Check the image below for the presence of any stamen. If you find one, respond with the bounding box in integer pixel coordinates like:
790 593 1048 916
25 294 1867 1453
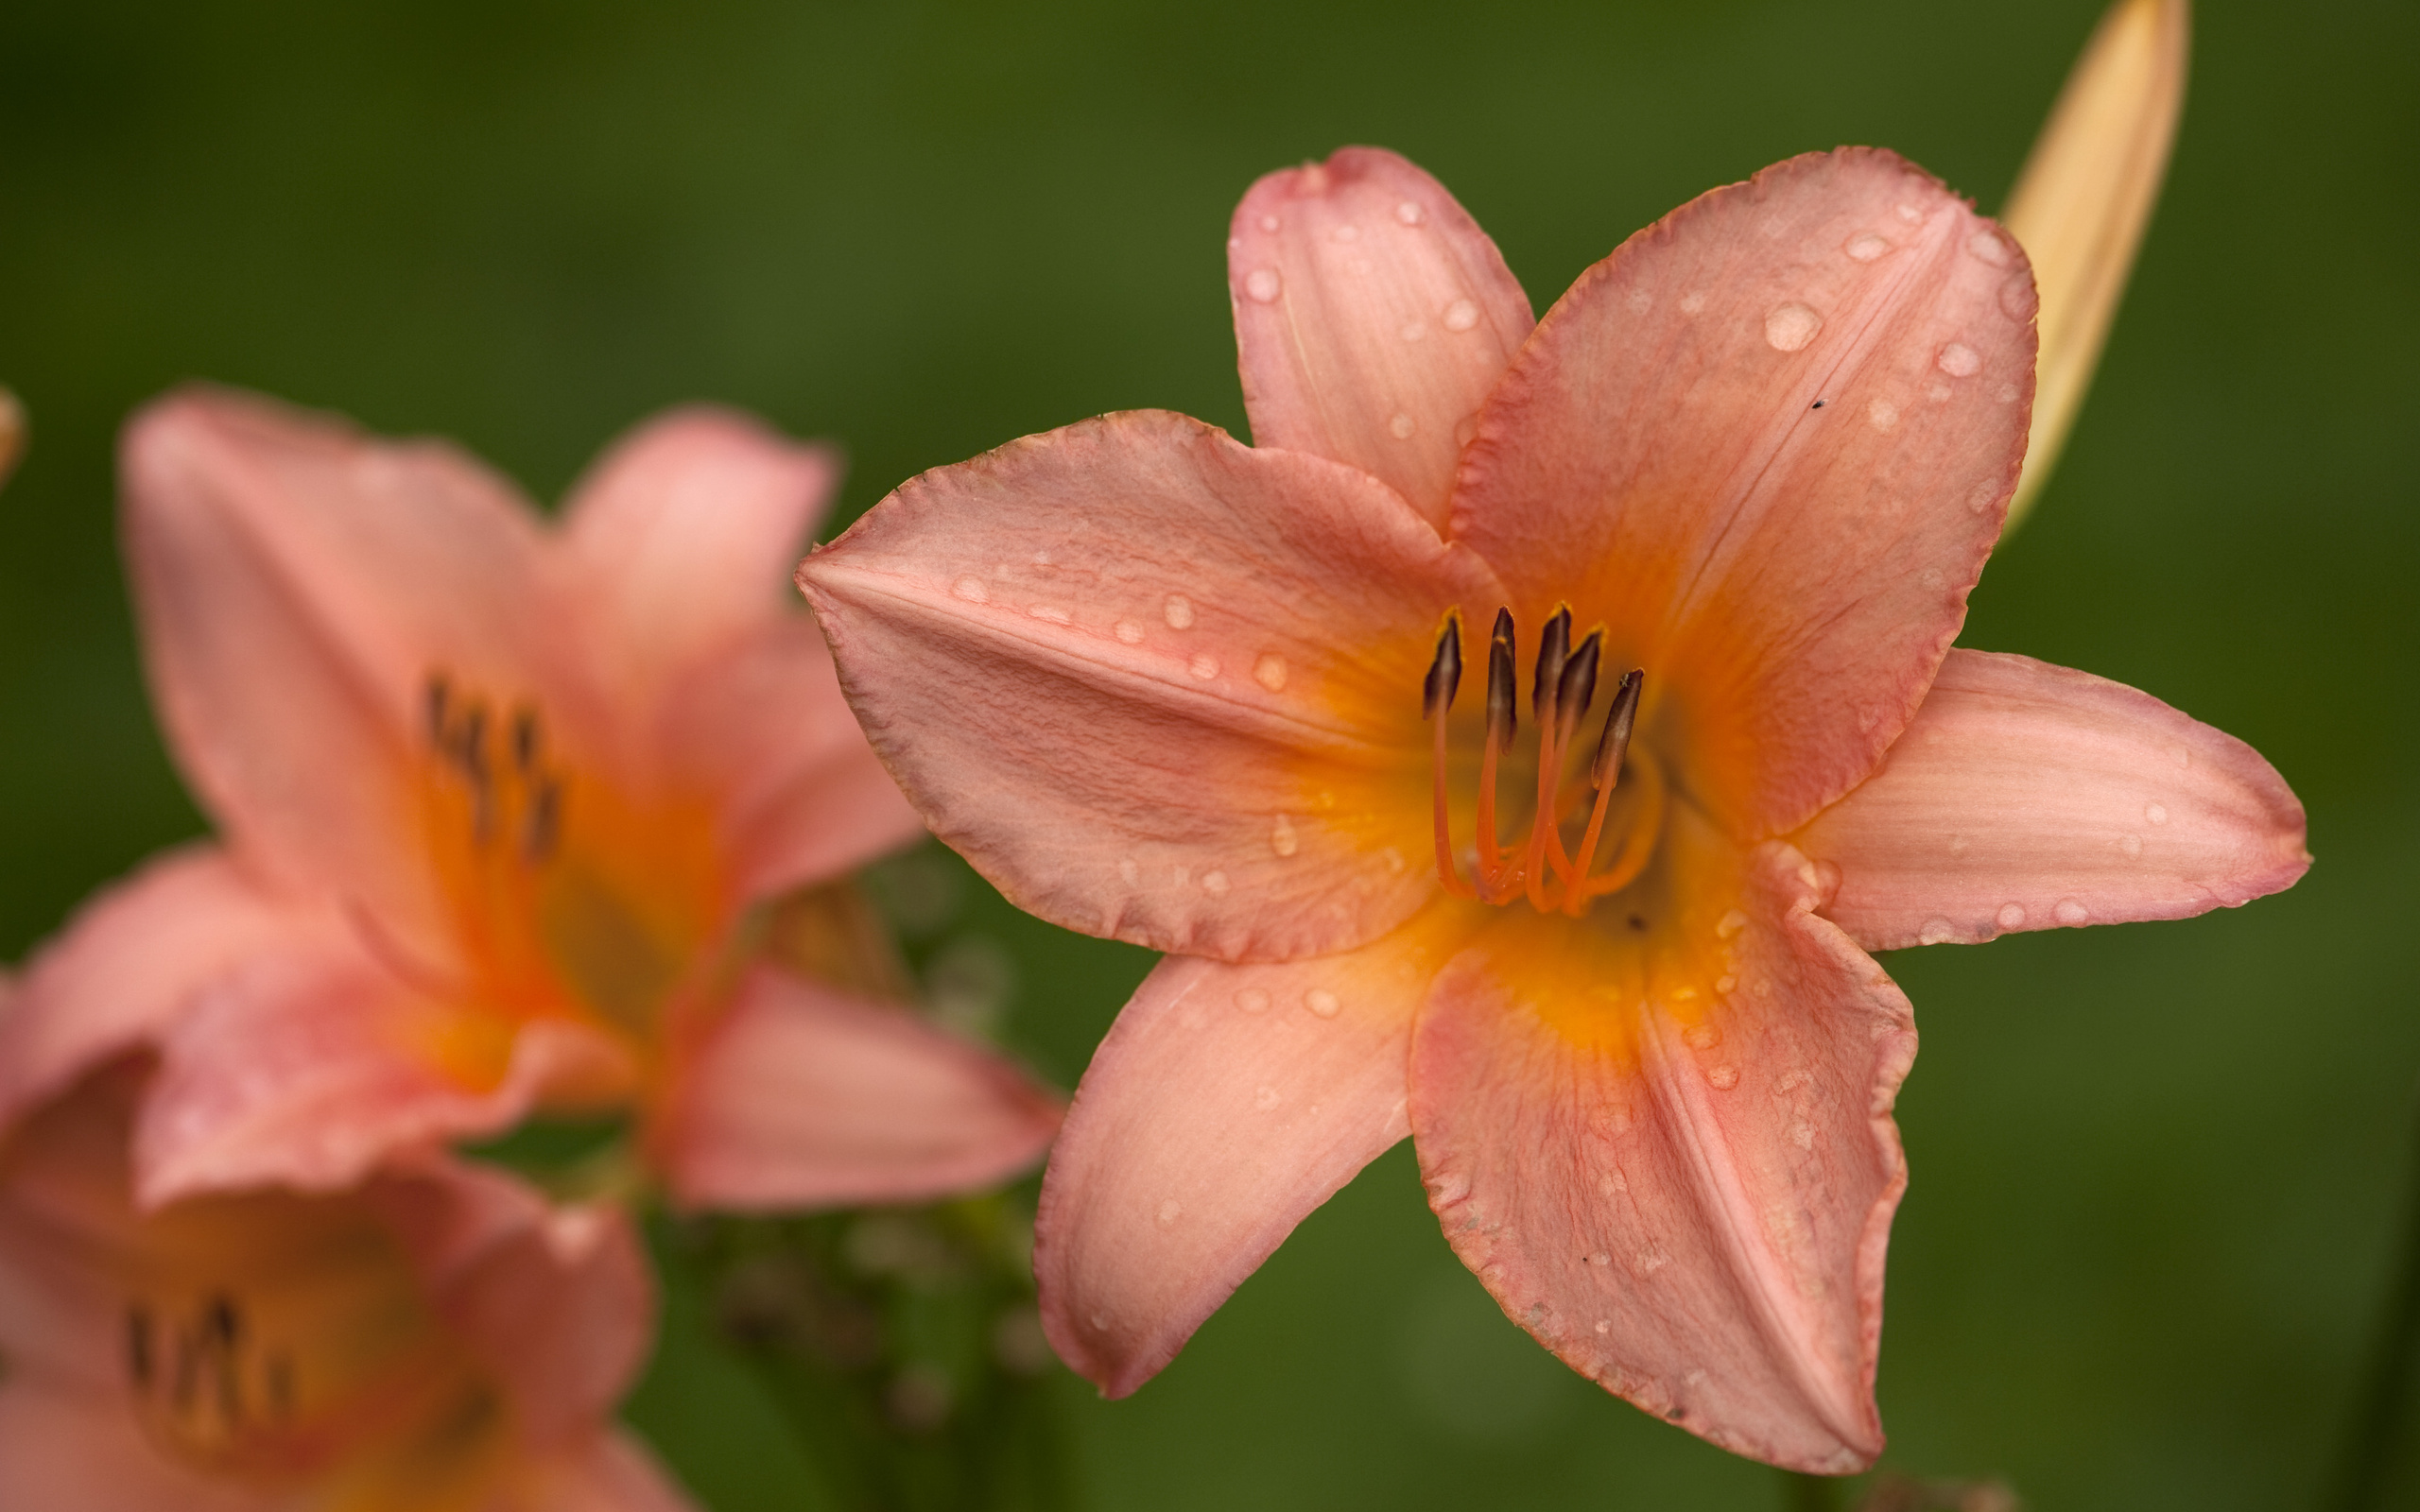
1476 610 1518 897
1555 631 1602 745
424 674 452 748
524 776 563 863
126 1303 155 1389
1534 629 1603 894
510 706 541 773
1521 606 1575 912
1426 617 1475 899
1566 669 1644 915
1530 606 1571 721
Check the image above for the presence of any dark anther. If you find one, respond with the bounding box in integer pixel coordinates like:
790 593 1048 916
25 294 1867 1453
457 703 491 779
1591 669 1644 789
204 1293 242 1346
524 777 563 863
510 707 541 773
1628 914 1648 931
1555 630 1602 733
1531 606 1571 720
424 674 452 747
125 1304 155 1389
1486 608 1518 742
1423 616 1462 720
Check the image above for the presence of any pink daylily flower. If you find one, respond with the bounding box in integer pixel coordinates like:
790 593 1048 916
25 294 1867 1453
795 147 2308 1469
1 388 1059 1211
0 1055 686 1511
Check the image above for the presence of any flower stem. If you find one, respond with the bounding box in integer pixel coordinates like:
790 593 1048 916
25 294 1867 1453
1782 1471 1841 1512
2325 1092 2420 1511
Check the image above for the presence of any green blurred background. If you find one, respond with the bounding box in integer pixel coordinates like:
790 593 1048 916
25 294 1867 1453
2 0 2414 1505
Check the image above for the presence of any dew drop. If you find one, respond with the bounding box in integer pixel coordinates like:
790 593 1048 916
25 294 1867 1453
1443 298 1479 332
1763 302 1822 352
1163 594 1195 629
1387 411 1415 439
1118 857 1139 885
1253 653 1288 691
1156 1199 1183 1227
1714 974 1737 995
2146 802 2169 825
1867 398 1900 432
1895 203 1924 224
2000 275 2040 322
1844 232 1890 262
1188 653 1219 679
1089 1311 1111 1332
2119 833 2143 857
1595 1319 1613 1334
1236 987 1271 1013
1383 847 1408 875
952 576 989 603
1305 988 1341 1019
1966 480 2003 513
1395 199 1425 226
1997 383 2021 404
1625 287 1653 314
1270 815 1299 857
1996 902 2026 930
1927 381 1953 403
1257 214 1280 232
1028 604 1071 625
2053 898 2090 926
1399 320 1427 342
1966 228 2012 266
1918 917 1959 945
1679 291 1706 315
1586 1251 1612 1266
1682 1023 1721 1051
1937 342 1981 378
1202 869 1230 896
1333 223 1359 243
1716 909 1748 939
1637 1248 1670 1274
1244 268 1282 303
1254 1084 1282 1110
1708 1064 1740 1091
1789 1122 1816 1150
1114 620 1145 644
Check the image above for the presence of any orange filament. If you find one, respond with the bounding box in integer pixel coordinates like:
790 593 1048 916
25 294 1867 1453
1424 609 1646 917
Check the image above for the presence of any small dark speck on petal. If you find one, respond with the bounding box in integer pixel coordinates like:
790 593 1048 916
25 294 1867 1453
1628 915 1647 931
1810 400 1826 409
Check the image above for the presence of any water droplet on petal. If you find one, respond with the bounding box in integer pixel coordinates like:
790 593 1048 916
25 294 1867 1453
1927 382 1953 403
1966 228 2012 266
1867 398 1900 432
2000 274 2040 321
1996 902 2026 930
1114 620 1145 644
1625 287 1653 314
1253 654 1288 691
1895 203 1924 224
1236 988 1270 1013
1844 232 1889 262
1202 869 1230 896
1305 988 1340 1019
1244 268 1282 303
1679 291 1706 315
1395 200 1425 226
1387 411 1415 439
1763 302 1822 352
1399 320 1427 342
1163 594 1195 629
2146 802 2169 825
1716 909 1749 939
1333 223 1359 242
1254 1085 1282 1110
1587 1251 1612 1266
2119 833 2143 857
1714 975 1737 995
1270 815 1299 857
1595 1318 1612 1334
1118 857 1139 885
2053 899 2090 926
952 576 989 603
1967 480 2003 512
1683 1023 1720 1050
1443 299 1479 332
1789 1122 1817 1150
1937 342 1981 377
1028 604 1071 625
1154 1200 1184 1228
1257 214 1280 232
1188 653 1219 679
1918 917 1959 945
1707 1064 1740 1091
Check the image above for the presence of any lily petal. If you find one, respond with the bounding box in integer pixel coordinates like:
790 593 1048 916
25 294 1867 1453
661 967 1060 1211
0 846 342 1130
1035 909 1469 1396
2002 0 2189 529
562 405 841 696
799 409 1501 961
122 387 548 951
1798 648 2307 951
0 1382 259 1512
513 1433 698 1512
1451 148 2036 836
654 616 925 902
1409 833 1912 1472
135 946 631 1208
1230 146 1534 525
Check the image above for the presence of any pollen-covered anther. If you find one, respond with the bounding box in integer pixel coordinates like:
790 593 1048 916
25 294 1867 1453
1426 609 1648 915
423 671 568 866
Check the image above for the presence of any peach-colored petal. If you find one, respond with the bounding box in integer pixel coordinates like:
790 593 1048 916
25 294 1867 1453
654 616 924 902
799 409 1501 961
1409 838 1912 1473
121 387 548 951
661 967 1061 1211
1798 648 2308 951
0 1381 265 1512
135 946 631 1208
1035 907 1472 1396
562 405 841 698
1451 148 2036 837
508 1432 698 1512
1230 146 1533 525
0 1060 148 1393
0 846 345 1130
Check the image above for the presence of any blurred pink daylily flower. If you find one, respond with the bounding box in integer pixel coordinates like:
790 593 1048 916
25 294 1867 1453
0 1055 684 1512
2 389 1058 1211
797 147 2308 1469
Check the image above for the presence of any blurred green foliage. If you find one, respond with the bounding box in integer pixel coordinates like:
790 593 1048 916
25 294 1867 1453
0 0 2414 1506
